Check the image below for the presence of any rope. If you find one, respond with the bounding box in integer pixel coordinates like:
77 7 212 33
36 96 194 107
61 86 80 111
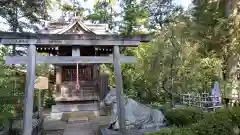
76 63 79 90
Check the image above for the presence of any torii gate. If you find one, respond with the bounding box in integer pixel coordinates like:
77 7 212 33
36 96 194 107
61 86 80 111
0 32 151 135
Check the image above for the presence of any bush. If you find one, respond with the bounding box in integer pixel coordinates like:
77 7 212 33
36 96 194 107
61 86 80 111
150 102 172 114
146 127 193 135
147 107 240 135
230 107 240 126
164 107 204 127
191 109 234 135
43 89 55 108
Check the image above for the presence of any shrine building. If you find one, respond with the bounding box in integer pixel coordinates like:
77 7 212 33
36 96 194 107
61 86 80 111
38 19 115 101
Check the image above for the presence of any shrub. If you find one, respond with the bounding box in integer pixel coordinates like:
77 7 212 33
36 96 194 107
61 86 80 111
150 102 172 114
191 109 234 135
164 107 204 127
146 127 193 135
230 107 240 126
146 107 240 135
43 89 55 108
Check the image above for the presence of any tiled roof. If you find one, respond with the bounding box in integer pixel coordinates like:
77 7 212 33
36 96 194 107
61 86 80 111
40 20 112 35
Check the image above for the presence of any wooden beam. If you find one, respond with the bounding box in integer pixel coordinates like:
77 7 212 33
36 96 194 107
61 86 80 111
0 32 152 46
4 56 137 65
113 46 127 135
0 39 141 46
0 32 151 41
23 45 36 135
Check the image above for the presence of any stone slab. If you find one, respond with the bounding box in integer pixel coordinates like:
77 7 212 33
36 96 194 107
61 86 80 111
51 113 63 120
51 111 100 120
52 103 99 113
43 120 66 130
63 122 95 135
44 130 64 135
68 117 89 124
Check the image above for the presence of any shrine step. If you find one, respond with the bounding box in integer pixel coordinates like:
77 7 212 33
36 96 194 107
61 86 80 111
51 103 100 120
67 117 89 124
51 111 100 120
52 103 99 113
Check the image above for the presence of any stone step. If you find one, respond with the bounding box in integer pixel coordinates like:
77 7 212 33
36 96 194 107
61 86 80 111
55 95 100 102
43 119 65 130
63 122 96 135
51 110 100 120
62 116 110 135
67 117 89 124
52 103 99 113
63 130 95 135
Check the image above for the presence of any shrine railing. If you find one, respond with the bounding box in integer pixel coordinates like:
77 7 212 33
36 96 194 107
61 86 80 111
62 66 93 81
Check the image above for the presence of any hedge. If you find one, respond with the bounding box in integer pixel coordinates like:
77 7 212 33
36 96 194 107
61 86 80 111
146 107 240 135
164 107 204 127
147 127 193 135
190 109 234 135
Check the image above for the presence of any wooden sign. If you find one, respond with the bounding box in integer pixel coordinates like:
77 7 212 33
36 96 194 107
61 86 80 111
35 76 49 90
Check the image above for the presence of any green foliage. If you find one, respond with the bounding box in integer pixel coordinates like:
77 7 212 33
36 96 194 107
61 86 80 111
0 0 50 32
120 0 149 35
147 127 193 135
231 107 240 126
60 0 85 20
150 102 172 114
43 89 55 109
191 110 234 135
164 107 204 127
87 0 116 29
0 47 25 124
146 107 240 135
141 0 183 29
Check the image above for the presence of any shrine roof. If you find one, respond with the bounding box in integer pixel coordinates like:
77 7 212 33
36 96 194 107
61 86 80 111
0 19 151 46
41 19 111 35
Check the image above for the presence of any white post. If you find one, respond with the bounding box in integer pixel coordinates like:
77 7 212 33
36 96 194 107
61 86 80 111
23 44 36 135
113 45 127 135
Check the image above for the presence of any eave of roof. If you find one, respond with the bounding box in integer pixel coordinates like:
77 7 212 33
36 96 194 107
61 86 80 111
42 20 112 35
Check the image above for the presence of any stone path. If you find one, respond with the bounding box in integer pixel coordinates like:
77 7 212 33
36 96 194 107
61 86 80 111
43 113 110 135
42 108 110 135
44 130 64 135
63 116 110 135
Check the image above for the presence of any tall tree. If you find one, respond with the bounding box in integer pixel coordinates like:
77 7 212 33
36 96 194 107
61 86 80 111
60 0 86 21
119 0 149 35
190 0 240 91
0 0 50 32
141 0 182 29
86 0 117 30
